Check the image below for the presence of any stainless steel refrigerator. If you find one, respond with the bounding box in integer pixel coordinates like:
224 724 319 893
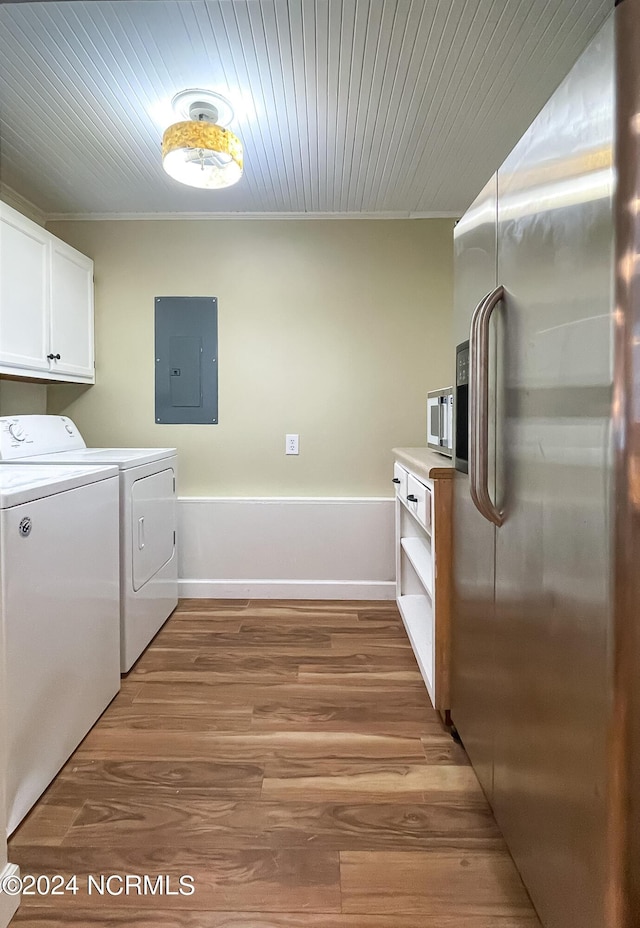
452 5 640 927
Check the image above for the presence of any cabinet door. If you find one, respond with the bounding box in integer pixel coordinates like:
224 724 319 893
0 204 49 372
49 238 94 380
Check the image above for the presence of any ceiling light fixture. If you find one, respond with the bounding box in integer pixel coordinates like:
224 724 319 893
161 89 243 190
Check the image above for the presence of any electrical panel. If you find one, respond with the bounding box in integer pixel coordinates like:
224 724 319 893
154 296 218 424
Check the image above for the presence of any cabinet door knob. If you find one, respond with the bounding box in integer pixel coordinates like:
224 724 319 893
392 478 401 484
407 494 418 503
47 353 61 360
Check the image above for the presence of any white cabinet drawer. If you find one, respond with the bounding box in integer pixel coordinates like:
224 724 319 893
406 473 432 530
393 462 408 499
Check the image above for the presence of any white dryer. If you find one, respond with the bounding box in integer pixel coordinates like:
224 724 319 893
0 416 178 672
0 462 120 833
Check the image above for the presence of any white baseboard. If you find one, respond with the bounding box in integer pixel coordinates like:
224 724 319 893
178 579 395 600
0 863 20 926
178 497 395 600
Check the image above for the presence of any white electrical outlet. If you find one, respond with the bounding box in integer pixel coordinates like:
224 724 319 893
285 434 299 455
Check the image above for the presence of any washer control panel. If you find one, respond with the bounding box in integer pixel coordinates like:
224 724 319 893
0 415 86 460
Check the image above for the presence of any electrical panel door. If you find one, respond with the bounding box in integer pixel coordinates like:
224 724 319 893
155 296 218 424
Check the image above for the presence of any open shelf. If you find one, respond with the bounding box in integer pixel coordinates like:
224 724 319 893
394 455 453 714
397 593 434 701
400 535 433 597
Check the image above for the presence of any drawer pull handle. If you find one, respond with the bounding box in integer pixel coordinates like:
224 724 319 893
407 494 418 503
392 478 401 484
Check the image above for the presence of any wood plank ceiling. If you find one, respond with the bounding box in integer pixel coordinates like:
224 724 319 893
0 0 611 218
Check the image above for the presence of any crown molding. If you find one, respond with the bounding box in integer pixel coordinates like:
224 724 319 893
0 190 461 226
0 185 47 227
409 211 461 219
46 209 461 222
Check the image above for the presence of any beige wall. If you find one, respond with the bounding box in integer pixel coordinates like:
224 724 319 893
47 219 454 497
0 381 47 416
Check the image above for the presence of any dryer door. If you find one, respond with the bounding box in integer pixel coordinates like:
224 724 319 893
131 467 175 591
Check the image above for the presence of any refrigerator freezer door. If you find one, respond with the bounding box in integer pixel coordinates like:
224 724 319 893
451 174 498 802
493 17 614 928
614 1 640 921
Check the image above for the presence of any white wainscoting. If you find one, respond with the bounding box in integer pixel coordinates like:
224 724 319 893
178 497 395 599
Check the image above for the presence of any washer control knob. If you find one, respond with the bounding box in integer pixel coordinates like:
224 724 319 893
8 423 26 442
64 423 74 435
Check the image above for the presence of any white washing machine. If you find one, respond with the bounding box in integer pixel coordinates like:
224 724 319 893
0 462 120 834
0 416 178 672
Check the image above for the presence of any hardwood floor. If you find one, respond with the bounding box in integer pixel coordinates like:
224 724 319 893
8 600 540 926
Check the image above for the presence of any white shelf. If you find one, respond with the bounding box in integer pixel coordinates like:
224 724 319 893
394 457 452 713
400 535 433 597
397 594 434 703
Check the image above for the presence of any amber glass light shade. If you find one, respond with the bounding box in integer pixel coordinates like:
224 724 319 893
161 120 243 189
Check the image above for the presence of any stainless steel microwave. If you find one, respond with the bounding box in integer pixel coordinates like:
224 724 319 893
427 387 453 456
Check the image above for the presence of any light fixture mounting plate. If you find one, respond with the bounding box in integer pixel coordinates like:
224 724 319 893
171 89 234 128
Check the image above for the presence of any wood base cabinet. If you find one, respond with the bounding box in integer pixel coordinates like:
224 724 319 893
393 447 453 712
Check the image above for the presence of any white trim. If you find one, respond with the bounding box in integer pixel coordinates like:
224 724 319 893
46 210 461 222
179 579 395 600
0 186 46 227
409 211 461 220
179 495 394 503
0 863 20 926
177 497 395 599
1 185 460 227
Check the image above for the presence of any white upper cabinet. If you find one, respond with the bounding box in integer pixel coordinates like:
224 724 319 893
0 202 95 383
49 237 94 379
0 206 49 373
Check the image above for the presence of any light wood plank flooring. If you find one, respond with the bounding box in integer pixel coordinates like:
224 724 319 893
8 600 540 926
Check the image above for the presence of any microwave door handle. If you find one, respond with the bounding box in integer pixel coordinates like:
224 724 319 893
443 395 452 446
441 396 449 446
470 285 505 527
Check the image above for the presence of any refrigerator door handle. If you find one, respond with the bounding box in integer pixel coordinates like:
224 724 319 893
469 288 490 510
470 284 505 527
